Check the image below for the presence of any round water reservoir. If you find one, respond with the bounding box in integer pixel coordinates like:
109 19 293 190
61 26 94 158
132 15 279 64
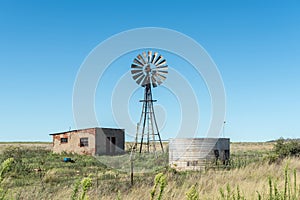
169 138 230 170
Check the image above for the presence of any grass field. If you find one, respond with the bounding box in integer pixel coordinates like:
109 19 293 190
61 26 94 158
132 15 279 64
0 141 299 200
0 142 52 154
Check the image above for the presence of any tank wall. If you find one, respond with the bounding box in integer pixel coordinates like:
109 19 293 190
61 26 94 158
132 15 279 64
169 138 230 170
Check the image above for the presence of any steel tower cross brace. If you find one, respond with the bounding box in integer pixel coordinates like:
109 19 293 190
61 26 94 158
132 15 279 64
136 83 164 153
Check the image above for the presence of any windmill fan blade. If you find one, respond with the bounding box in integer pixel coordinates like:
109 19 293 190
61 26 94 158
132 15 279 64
156 59 166 67
134 58 143 66
157 67 168 72
131 69 143 75
132 72 144 80
153 74 162 85
154 55 163 65
157 65 168 70
151 75 157 84
148 51 152 63
157 62 167 68
156 78 163 85
157 73 167 81
151 76 158 87
141 75 150 86
151 52 158 64
137 54 146 64
157 70 168 74
131 64 143 69
136 74 145 85
151 55 155 64
142 52 148 63
157 65 168 72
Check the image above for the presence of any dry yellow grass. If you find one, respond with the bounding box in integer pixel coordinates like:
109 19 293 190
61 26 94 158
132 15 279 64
2 142 299 199
98 158 300 200
0 142 52 153
231 142 274 153
99 142 299 200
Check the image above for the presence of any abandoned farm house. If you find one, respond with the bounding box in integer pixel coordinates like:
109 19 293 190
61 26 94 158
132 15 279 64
50 127 125 155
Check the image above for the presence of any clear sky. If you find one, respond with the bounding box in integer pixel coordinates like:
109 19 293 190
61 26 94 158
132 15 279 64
0 0 299 142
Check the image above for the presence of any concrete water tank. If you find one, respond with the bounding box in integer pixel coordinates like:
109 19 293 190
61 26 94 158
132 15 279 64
169 138 230 170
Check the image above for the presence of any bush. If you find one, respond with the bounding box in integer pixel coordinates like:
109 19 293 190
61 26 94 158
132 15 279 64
186 184 199 200
0 158 14 182
150 173 167 200
274 138 300 158
71 176 92 200
0 158 14 199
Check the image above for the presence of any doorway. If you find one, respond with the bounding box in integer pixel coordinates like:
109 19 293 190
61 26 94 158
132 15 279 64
106 136 116 154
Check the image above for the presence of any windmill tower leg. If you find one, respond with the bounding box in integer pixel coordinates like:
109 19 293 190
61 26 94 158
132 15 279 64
135 84 164 153
151 101 164 153
139 85 149 153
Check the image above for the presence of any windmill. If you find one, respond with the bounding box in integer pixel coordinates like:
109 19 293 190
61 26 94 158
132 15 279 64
131 51 168 153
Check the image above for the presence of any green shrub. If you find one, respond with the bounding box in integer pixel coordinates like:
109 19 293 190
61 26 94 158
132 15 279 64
80 177 92 200
186 184 199 200
71 179 80 200
0 158 14 199
0 158 14 182
274 138 300 158
71 176 92 200
150 173 167 200
43 169 61 183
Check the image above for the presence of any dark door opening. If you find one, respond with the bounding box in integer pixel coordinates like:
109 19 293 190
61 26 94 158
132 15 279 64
106 136 117 154
111 137 116 153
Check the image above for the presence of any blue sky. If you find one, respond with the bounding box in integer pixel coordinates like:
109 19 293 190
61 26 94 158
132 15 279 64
0 0 299 142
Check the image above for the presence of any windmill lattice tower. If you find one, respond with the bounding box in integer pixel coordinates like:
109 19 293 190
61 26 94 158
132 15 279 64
131 51 168 153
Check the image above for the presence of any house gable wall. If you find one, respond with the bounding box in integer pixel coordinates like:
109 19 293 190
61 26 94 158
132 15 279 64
52 128 96 155
51 127 125 156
